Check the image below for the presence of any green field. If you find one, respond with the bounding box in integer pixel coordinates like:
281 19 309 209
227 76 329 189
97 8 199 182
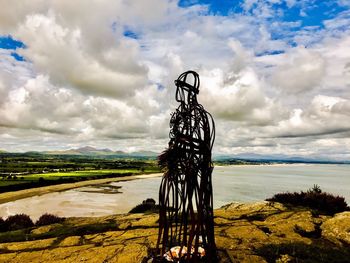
0 153 161 193
0 168 160 192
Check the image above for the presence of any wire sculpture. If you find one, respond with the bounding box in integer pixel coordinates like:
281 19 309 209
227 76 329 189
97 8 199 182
157 71 217 262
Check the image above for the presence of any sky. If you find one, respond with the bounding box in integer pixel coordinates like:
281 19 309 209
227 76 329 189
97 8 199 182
0 0 350 160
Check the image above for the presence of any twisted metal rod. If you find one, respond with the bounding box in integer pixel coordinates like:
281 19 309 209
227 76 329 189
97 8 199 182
157 71 217 262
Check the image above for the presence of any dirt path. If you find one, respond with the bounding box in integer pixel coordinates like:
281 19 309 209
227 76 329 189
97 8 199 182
0 173 162 204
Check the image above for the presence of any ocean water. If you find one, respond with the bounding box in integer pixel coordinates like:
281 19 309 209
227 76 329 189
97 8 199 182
0 164 349 220
212 164 350 208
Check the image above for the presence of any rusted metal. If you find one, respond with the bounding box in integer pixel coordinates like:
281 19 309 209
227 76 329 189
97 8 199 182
157 71 217 262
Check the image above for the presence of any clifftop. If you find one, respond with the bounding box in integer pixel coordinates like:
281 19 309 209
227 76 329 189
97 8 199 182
0 202 349 262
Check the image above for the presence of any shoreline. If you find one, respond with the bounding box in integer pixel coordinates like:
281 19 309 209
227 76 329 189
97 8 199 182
214 162 344 168
0 173 162 205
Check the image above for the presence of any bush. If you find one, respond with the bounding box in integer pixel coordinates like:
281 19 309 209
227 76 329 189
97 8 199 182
129 199 159 213
0 217 5 231
38 177 45 183
4 214 34 231
266 185 349 215
36 213 65 226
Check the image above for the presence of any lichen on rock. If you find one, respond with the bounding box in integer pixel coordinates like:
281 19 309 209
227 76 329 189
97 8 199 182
0 202 349 262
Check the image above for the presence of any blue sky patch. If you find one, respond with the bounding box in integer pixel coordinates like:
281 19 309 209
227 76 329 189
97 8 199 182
10 52 25 61
179 0 242 15
123 29 139 39
178 0 348 29
282 1 349 28
156 83 165 91
256 50 285 57
0 35 25 50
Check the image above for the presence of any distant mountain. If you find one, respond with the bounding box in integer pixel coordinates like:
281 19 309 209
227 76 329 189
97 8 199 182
44 146 158 157
214 152 350 164
45 146 118 155
128 150 159 157
3 146 347 164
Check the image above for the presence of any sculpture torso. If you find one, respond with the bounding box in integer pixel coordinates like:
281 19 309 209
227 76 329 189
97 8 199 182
168 103 214 172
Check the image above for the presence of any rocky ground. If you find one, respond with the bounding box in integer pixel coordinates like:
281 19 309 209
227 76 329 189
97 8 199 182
0 202 349 262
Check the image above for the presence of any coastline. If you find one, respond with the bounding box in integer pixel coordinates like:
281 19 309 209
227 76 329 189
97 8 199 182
214 163 314 168
0 173 162 205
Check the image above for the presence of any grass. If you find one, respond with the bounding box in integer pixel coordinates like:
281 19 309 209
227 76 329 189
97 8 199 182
3 168 157 181
39 169 143 177
0 168 160 193
0 181 26 186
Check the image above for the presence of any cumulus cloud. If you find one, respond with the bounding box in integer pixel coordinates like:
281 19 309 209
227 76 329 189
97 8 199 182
16 12 147 98
264 95 350 139
271 46 326 93
0 0 349 160
199 67 284 126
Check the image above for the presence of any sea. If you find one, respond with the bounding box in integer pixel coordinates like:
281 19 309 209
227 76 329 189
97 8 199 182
0 164 349 220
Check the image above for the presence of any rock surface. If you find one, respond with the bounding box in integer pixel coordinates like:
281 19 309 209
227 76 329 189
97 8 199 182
0 202 349 262
321 211 350 246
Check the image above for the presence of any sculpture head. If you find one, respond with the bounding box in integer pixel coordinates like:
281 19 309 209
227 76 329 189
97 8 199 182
175 71 200 104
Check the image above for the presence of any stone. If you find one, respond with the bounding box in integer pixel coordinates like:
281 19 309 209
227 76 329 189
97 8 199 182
59 236 82 247
0 202 349 263
321 211 350 246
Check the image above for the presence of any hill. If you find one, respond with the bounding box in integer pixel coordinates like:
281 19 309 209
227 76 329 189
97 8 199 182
214 153 350 165
44 146 158 157
0 202 349 262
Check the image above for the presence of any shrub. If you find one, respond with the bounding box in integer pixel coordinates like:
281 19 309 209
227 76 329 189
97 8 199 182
38 177 45 183
266 185 349 215
4 214 34 231
35 213 65 226
0 217 5 232
143 198 156 205
129 199 159 213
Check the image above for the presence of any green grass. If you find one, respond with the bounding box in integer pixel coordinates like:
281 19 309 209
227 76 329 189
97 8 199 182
0 180 26 187
0 168 160 192
3 168 157 180
0 154 160 192
41 169 141 177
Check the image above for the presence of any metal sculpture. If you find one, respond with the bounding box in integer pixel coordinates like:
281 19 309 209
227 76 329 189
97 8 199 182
157 71 217 262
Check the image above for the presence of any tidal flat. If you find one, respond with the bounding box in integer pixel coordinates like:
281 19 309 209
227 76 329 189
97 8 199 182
0 164 349 220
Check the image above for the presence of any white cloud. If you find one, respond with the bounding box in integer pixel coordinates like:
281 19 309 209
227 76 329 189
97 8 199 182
267 95 350 138
16 12 147 98
0 0 349 159
338 0 350 7
199 67 284 125
271 46 326 93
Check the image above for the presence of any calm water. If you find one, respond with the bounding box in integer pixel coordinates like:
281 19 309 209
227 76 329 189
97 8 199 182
0 164 349 220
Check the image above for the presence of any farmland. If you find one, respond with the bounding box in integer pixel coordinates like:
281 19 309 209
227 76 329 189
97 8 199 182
0 152 160 193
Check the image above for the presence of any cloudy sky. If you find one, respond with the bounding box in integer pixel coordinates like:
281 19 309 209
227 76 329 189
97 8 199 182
0 0 350 160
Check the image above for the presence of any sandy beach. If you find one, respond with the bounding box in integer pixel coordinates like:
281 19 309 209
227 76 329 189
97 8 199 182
0 173 162 205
